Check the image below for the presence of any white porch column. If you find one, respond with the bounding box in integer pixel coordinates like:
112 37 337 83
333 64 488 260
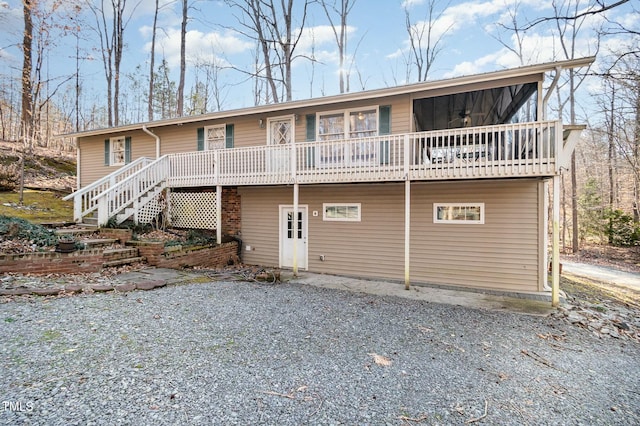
552 175 560 307
292 182 299 277
404 134 411 290
216 185 222 245
405 179 411 291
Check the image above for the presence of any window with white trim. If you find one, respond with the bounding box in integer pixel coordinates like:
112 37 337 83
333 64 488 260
316 107 378 168
110 136 126 166
205 124 226 150
323 203 361 221
434 203 484 224
317 107 378 141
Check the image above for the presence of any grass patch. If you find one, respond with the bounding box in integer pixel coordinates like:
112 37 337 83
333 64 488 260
0 190 73 223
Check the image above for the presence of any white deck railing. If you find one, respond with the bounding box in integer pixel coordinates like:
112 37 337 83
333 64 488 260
198 120 559 186
79 121 561 224
64 156 154 222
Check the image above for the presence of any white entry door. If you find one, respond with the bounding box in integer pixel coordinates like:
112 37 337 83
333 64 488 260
279 205 308 270
268 116 294 173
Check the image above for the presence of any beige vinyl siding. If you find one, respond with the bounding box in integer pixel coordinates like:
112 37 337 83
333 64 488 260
239 179 541 292
237 186 290 268
410 180 540 292
78 130 155 187
77 95 412 186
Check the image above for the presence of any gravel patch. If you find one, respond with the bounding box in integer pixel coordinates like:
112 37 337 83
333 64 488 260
1 280 639 425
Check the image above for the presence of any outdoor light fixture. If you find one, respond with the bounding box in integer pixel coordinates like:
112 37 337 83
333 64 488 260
259 119 265 128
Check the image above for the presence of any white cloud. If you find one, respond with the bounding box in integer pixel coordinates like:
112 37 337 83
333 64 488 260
142 27 254 70
401 0 426 8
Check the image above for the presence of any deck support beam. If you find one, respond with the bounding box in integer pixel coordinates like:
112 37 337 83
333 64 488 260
551 175 560 307
216 185 222 245
405 179 411 290
292 182 299 277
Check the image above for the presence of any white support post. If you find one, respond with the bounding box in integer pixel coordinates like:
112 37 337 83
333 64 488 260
405 179 411 291
404 135 411 291
216 185 222 245
292 182 299 277
97 196 108 227
552 175 560 307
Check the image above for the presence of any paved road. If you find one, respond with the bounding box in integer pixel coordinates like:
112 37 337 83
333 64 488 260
562 260 640 290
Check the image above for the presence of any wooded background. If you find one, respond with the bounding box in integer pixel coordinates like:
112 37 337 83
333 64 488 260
0 0 638 250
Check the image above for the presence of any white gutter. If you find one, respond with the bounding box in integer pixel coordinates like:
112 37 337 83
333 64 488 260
142 125 161 158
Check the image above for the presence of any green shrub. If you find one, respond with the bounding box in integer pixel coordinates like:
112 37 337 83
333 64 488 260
0 215 58 247
604 209 640 247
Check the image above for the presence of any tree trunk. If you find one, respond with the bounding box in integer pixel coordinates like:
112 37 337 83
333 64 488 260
177 0 187 116
19 0 34 206
149 0 159 122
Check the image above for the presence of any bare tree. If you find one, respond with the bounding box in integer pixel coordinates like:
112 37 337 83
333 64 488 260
148 0 159 122
226 0 310 103
176 0 188 116
19 0 34 205
320 0 357 93
88 0 140 126
403 0 452 82
552 0 600 253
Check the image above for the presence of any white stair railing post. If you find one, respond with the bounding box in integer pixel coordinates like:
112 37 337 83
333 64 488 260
97 196 108 226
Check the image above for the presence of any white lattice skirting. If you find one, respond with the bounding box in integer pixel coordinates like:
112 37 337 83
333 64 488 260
138 194 165 225
169 192 218 230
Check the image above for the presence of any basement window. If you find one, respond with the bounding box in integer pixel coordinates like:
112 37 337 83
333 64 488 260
323 203 361 222
434 203 484 224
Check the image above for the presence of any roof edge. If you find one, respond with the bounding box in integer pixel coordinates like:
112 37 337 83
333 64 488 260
69 56 596 139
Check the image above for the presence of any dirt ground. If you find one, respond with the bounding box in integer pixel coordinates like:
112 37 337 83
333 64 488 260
562 244 640 274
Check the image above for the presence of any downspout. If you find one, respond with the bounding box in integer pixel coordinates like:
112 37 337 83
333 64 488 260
75 139 80 191
142 125 160 158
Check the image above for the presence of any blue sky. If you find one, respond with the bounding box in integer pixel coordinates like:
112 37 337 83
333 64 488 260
0 0 637 118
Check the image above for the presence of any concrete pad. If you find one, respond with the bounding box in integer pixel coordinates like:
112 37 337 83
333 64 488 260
287 272 556 316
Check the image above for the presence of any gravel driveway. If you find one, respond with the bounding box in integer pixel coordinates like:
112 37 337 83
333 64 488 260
1 280 638 425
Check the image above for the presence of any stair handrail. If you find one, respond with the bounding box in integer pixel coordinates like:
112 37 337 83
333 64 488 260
92 155 170 226
63 157 155 222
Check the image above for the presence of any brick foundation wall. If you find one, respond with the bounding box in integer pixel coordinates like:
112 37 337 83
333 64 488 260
99 228 133 243
0 249 105 275
130 241 239 269
222 187 241 236
1 241 238 276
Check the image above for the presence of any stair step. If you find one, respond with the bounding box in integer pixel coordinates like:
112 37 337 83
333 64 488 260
82 217 99 226
80 238 118 249
102 257 146 268
55 228 97 237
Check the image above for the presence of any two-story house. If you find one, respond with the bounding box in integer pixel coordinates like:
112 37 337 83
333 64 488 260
65 56 595 305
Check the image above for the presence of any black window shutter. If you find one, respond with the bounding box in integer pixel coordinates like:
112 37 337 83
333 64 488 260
379 106 391 165
225 124 234 148
197 127 204 151
125 137 132 163
306 114 316 141
104 139 110 166
379 105 391 135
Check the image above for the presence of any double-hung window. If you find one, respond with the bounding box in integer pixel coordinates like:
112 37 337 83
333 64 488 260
317 107 378 167
105 136 130 166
